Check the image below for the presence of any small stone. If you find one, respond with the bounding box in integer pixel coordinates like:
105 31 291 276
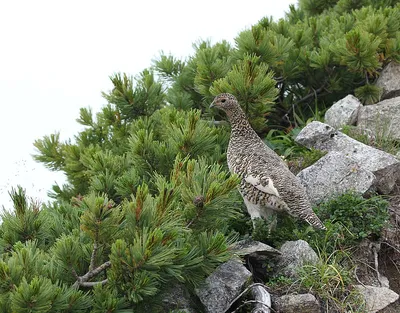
231 239 281 257
355 285 399 313
273 293 320 313
275 240 318 278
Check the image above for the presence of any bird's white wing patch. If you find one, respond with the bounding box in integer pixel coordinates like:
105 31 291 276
245 174 280 197
241 195 262 220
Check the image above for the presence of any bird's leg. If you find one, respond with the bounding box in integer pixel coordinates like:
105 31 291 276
260 207 278 232
242 196 278 232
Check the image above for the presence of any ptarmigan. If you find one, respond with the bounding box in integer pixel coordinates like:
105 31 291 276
210 93 326 230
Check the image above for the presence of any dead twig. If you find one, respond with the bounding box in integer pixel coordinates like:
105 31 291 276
223 283 274 313
73 261 111 289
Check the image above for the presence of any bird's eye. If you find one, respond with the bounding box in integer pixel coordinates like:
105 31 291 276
221 99 226 103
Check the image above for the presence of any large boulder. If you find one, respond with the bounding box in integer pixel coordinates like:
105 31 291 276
376 62 400 100
275 240 318 278
297 151 376 204
195 259 252 313
354 285 399 313
357 96 400 141
295 121 400 194
273 293 321 313
324 94 362 128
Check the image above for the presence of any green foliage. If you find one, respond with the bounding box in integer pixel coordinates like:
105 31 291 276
262 128 326 174
10 276 91 313
1 153 238 312
211 54 278 132
299 0 338 16
298 250 366 312
5 1 400 312
33 104 229 201
289 148 327 174
341 124 400 155
91 285 127 313
78 193 121 242
258 192 389 252
264 128 308 159
32 133 64 171
333 28 381 75
299 0 400 16
152 4 400 130
171 157 241 231
0 241 91 312
260 192 389 312
102 71 165 121
316 192 389 245
1 187 47 249
193 40 233 98
354 84 382 104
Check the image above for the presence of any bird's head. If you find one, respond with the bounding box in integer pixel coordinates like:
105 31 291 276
209 93 238 112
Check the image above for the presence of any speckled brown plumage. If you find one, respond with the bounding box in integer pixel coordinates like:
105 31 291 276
211 93 326 230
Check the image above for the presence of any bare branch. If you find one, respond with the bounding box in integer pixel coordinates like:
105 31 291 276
80 261 111 283
89 241 99 272
290 84 328 111
70 266 79 280
78 279 108 288
73 261 111 288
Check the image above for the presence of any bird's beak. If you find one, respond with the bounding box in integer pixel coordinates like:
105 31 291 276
209 100 215 109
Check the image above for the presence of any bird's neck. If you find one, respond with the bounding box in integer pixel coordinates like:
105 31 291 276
226 107 260 140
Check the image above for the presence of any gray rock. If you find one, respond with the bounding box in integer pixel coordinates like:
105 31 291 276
295 121 400 194
161 283 198 313
196 259 252 313
231 239 281 258
357 96 400 141
275 240 318 278
376 62 400 100
295 121 337 149
231 240 280 283
297 151 376 204
324 94 362 128
354 285 399 313
273 293 320 313
339 125 377 143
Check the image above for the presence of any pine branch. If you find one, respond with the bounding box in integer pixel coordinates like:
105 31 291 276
285 82 330 127
70 266 79 280
81 261 111 282
73 261 111 288
291 84 328 109
78 279 108 288
89 238 99 272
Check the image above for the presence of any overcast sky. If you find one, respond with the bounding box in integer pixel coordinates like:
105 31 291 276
0 0 296 209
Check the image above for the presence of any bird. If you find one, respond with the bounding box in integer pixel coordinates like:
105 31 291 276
210 93 326 230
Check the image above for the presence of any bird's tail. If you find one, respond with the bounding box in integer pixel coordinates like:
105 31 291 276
305 213 326 230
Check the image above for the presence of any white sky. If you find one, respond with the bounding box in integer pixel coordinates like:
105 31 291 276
0 0 296 210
